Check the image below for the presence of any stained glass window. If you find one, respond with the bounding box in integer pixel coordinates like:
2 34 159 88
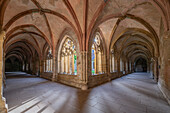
60 38 77 75
91 34 103 75
91 44 95 75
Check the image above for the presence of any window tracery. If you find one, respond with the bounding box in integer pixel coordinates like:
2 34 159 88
60 38 77 75
44 49 53 72
91 34 104 75
110 49 115 72
120 58 123 72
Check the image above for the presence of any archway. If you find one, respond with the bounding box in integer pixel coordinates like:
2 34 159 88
5 57 22 72
135 58 147 72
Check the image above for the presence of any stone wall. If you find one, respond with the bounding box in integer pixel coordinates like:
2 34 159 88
88 74 109 88
57 74 82 88
41 72 53 80
158 30 170 104
109 72 119 80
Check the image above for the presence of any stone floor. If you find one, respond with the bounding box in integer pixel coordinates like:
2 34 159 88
3 72 170 113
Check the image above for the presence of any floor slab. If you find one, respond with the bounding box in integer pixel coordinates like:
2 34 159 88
4 72 170 113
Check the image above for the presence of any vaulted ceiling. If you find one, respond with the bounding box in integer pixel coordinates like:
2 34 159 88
0 0 170 61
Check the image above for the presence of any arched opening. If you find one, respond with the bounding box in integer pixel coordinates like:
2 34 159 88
120 57 124 72
90 33 105 75
5 41 40 75
58 37 77 75
110 49 117 73
5 57 22 72
44 48 53 72
135 58 147 72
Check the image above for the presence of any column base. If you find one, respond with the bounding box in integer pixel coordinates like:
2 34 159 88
81 84 88 90
52 78 56 82
108 77 112 82
0 97 8 113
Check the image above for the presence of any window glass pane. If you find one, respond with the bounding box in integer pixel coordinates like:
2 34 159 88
60 38 77 75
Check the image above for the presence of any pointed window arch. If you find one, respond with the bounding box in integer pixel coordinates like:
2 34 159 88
91 33 104 75
44 48 53 72
110 49 116 72
60 38 77 75
120 58 123 72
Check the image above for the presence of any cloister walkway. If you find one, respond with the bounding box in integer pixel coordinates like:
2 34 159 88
4 72 170 113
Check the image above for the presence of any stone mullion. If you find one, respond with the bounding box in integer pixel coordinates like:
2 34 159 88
64 55 66 73
95 51 97 74
68 55 70 74
60 56 62 73
110 54 112 72
112 54 114 72
99 52 102 73
72 54 74 74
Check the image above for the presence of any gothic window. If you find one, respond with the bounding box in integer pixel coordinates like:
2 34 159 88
120 58 123 71
45 49 53 72
91 34 103 75
60 38 77 75
126 61 128 71
129 61 131 71
110 49 116 72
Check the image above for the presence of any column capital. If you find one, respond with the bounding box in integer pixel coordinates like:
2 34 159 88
163 30 170 39
0 31 5 41
80 51 88 54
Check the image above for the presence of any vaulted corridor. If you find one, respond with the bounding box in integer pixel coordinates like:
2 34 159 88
0 0 170 112
4 72 170 113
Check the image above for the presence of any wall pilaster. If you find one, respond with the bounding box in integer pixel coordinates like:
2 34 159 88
0 30 8 113
81 51 88 90
52 56 57 81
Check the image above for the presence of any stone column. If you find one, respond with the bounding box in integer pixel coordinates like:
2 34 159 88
131 62 134 73
117 58 120 77
39 59 44 77
128 61 130 73
147 61 150 73
0 30 8 113
72 54 74 74
52 56 57 81
153 57 159 82
81 51 88 90
110 54 112 72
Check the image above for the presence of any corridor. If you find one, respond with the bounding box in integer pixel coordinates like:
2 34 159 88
4 72 170 113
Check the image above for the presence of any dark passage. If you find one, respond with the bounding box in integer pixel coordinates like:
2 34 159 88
5 57 22 72
135 58 147 72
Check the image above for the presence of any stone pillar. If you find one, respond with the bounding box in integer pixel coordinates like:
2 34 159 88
81 51 88 90
131 62 134 73
39 59 44 77
52 56 57 81
127 61 130 74
117 58 120 77
32 58 36 75
110 54 112 72
0 31 8 113
158 30 170 105
153 57 159 82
